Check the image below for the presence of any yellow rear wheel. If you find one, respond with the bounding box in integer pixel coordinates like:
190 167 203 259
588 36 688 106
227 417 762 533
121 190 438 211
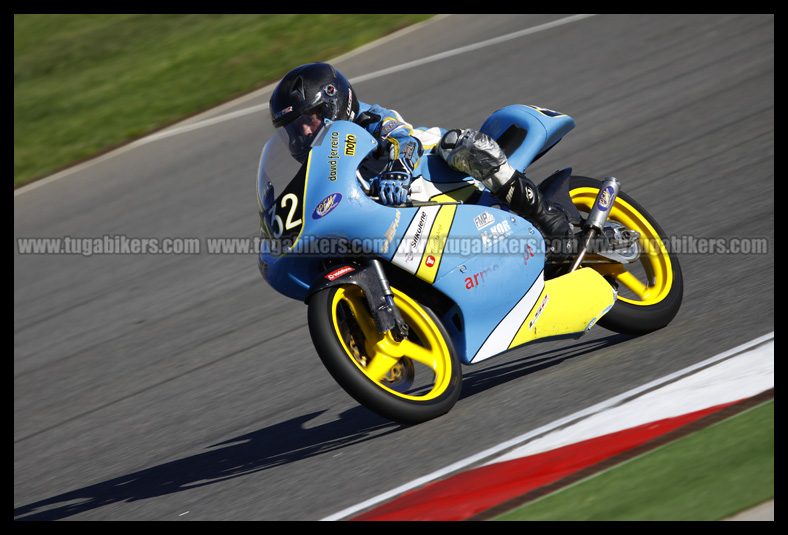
569 176 683 335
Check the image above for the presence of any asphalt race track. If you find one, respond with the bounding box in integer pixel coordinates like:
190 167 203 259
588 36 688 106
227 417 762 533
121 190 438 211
14 14 774 520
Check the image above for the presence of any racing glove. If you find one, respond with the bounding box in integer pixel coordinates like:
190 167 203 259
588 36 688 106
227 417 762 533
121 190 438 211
374 157 413 206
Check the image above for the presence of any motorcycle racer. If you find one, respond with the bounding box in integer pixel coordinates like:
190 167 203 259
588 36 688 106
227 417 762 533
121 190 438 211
268 62 573 252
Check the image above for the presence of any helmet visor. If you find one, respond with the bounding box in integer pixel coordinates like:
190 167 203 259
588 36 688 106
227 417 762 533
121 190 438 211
281 101 333 162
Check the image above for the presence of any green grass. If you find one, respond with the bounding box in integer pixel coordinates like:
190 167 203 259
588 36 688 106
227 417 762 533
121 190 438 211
492 400 774 521
13 14 434 188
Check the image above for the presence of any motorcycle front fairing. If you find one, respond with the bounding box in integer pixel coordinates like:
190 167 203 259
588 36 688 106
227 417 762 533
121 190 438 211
257 121 386 301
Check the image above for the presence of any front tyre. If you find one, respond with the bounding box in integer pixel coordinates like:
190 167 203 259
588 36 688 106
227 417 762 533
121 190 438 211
569 176 683 335
308 285 462 425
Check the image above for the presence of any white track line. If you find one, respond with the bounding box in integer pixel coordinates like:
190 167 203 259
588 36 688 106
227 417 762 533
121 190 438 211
15 14 596 197
490 337 774 463
321 331 774 521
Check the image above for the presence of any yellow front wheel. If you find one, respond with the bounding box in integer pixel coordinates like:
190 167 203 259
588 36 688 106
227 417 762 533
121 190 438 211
307 284 462 424
569 176 683 335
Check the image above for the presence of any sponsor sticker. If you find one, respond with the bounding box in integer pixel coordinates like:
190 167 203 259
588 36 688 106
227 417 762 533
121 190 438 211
344 134 356 156
312 193 342 219
480 219 512 248
474 211 495 230
529 294 550 330
381 209 401 253
328 132 341 181
597 186 615 211
325 266 355 281
273 106 293 119
392 206 440 274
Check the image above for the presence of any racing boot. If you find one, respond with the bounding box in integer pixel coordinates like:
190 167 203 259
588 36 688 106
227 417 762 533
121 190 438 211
493 170 574 260
438 129 573 258
497 170 572 237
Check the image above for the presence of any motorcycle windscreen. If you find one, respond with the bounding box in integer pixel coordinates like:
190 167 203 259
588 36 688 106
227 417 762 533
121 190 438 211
257 130 308 256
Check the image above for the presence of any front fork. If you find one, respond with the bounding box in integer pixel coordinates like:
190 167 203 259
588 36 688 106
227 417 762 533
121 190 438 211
368 258 409 342
307 258 409 342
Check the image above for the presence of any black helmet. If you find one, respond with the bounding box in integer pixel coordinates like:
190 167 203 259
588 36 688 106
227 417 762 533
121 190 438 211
270 63 359 161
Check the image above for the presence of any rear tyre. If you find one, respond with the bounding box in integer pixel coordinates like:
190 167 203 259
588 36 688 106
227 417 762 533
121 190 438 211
569 176 683 335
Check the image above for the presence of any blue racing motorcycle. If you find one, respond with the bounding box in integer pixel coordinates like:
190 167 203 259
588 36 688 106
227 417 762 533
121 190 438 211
257 104 683 424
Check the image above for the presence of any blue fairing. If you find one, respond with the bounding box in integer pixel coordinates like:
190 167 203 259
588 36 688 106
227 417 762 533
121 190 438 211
258 105 575 363
480 104 575 172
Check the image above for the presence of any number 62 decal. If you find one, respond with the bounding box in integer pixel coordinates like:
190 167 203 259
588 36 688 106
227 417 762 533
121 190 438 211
267 193 302 238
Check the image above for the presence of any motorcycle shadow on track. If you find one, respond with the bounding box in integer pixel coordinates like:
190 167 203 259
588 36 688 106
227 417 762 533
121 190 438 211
14 336 632 520
459 333 634 399
14 407 399 521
